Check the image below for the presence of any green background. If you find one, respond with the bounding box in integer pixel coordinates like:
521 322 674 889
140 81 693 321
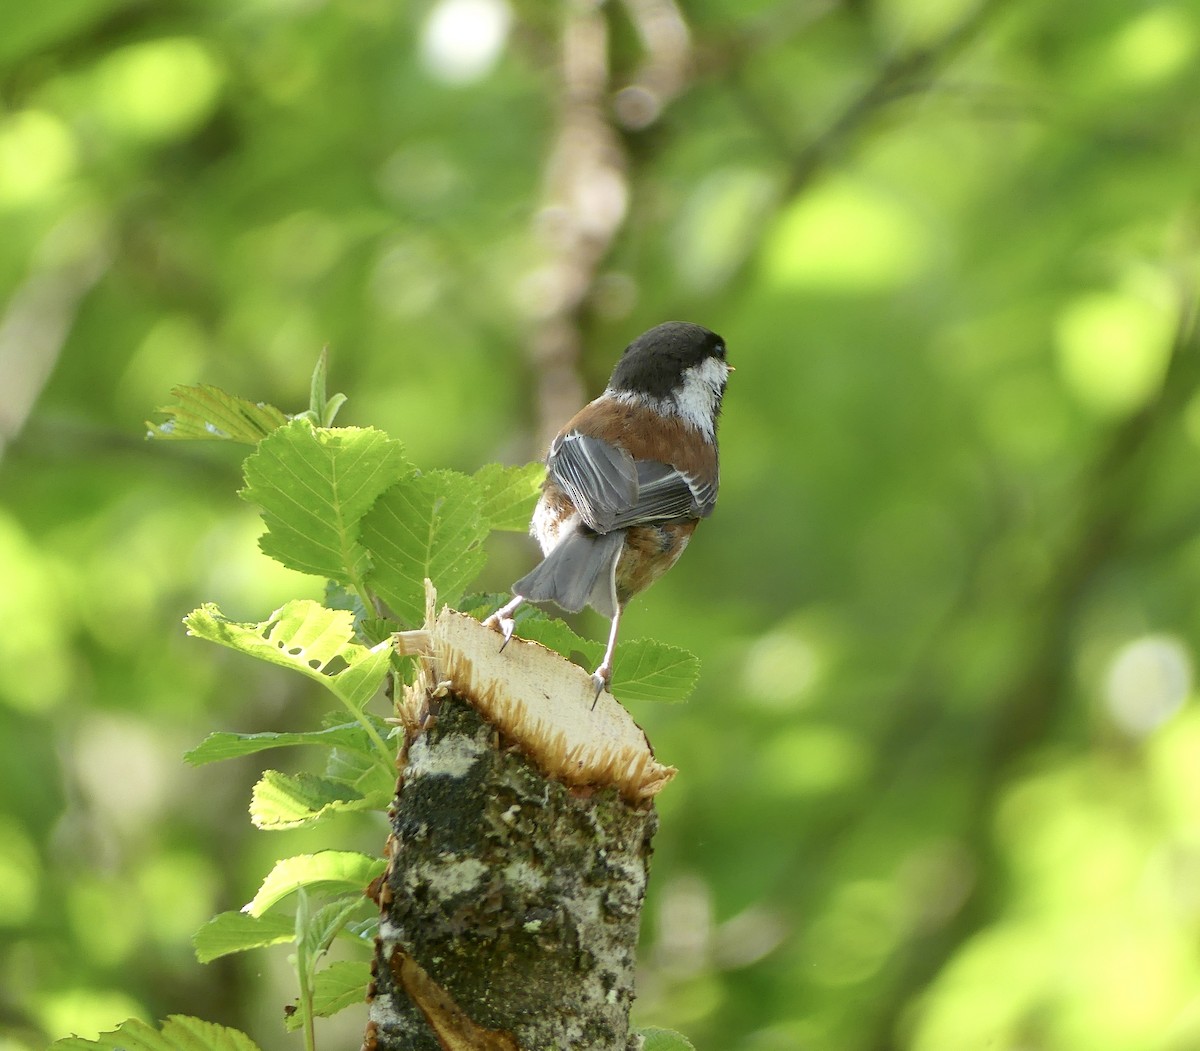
3 0 1200 1048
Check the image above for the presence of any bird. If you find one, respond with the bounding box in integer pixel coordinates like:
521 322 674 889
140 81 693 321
484 321 731 700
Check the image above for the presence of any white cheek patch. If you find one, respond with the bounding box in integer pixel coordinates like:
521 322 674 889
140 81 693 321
673 357 728 439
605 358 728 439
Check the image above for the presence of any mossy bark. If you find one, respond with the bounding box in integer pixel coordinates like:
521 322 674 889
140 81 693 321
364 610 666 1051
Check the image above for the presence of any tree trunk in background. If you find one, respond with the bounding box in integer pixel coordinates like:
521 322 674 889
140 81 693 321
364 609 673 1051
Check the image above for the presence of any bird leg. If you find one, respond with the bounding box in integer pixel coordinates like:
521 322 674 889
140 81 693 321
482 595 524 652
590 606 623 707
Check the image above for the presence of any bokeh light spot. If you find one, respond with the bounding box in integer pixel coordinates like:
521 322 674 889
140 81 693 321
34 988 147 1043
806 880 903 987
1105 634 1191 736
759 726 866 796
674 167 777 292
0 110 76 207
0 819 38 927
67 879 141 967
95 38 223 142
1108 6 1196 86
0 512 71 713
762 177 930 292
1054 279 1174 417
741 625 823 710
420 0 511 85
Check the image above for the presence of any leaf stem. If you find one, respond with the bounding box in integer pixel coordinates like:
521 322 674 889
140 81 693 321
294 889 318 1051
334 640 396 772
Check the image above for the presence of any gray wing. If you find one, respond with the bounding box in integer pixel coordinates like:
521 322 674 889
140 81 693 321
547 432 639 533
549 431 715 533
610 460 715 526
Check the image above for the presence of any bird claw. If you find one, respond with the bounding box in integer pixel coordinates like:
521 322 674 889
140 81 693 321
590 666 611 709
482 613 516 652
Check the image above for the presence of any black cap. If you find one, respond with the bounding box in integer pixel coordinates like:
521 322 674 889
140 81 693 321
608 322 726 399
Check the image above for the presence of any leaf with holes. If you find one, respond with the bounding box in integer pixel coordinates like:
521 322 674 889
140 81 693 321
183 601 392 709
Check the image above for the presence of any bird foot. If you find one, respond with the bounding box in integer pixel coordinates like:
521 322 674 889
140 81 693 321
590 665 612 709
481 612 517 652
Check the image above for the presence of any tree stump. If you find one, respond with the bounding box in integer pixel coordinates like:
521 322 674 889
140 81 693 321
364 606 674 1051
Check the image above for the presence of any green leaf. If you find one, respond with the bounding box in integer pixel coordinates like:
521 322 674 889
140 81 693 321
241 419 414 582
292 348 348 428
325 739 398 798
513 612 603 664
184 601 395 766
147 384 288 443
284 960 371 1030
638 1028 697 1051
250 770 370 830
193 911 296 963
183 601 390 706
331 642 394 710
303 894 373 956
244 851 385 917
48 1015 263 1051
488 606 698 701
460 592 512 619
184 724 375 766
610 639 700 703
473 461 544 530
360 469 488 625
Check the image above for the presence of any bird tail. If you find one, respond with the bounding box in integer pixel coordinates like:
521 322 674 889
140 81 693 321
513 528 624 619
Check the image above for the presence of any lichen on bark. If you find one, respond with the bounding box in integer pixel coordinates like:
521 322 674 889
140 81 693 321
365 610 664 1051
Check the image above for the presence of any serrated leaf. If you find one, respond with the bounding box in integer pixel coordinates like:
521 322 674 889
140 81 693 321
49 1015 263 1051
147 384 288 443
360 469 488 625
331 643 393 709
185 724 376 766
186 600 356 673
193 911 296 963
639 1028 697 1051
284 961 371 1031
610 639 700 703
303 894 373 956
326 741 398 799
482 606 697 702
183 601 390 708
473 462 544 530
513 612 603 664
251 770 369 830
244 851 385 917
241 420 414 581
460 592 511 619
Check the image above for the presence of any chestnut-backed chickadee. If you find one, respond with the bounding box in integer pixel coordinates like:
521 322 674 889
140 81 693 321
485 321 732 699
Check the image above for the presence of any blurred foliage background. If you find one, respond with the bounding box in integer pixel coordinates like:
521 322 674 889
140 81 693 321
2 0 1200 1048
